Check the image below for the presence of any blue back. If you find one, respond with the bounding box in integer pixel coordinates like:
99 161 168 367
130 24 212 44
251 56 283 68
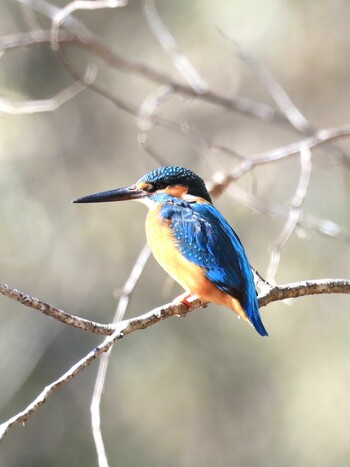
155 194 267 336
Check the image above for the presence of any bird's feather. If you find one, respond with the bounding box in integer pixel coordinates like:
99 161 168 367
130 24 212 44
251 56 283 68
159 198 268 336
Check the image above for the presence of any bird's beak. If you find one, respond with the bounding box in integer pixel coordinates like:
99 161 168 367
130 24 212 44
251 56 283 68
72 186 147 204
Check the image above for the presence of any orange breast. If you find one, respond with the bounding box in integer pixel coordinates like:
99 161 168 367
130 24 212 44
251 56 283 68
145 207 204 294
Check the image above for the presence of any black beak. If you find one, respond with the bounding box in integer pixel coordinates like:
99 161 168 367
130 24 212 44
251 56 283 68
72 186 147 204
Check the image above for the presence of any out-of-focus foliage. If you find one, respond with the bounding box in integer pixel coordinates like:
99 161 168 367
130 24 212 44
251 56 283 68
0 1 350 466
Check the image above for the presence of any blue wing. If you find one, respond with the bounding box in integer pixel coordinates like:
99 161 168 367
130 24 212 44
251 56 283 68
160 200 267 336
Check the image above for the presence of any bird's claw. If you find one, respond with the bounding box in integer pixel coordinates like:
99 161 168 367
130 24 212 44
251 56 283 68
173 293 208 311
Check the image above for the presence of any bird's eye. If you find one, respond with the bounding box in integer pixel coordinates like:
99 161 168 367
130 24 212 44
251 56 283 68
144 183 156 192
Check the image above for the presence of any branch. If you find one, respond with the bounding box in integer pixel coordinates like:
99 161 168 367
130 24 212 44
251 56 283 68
0 299 191 441
258 278 350 307
2 13 284 122
0 277 349 441
225 184 350 243
50 0 127 50
208 124 350 197
266 147 312 283
143 0 207 93
0 67 96 114
3 29 350 171
0 282 112 335
91 244 150 467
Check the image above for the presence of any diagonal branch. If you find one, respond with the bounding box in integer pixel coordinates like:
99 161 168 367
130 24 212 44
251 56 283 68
91 244 150 467
143 0 207 93
50 0 127 50
266 147 312 283
208 124 350 197
0 67 96 114
225 184 350 243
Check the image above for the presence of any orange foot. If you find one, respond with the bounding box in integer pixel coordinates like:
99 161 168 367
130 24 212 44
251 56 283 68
173 292 208 311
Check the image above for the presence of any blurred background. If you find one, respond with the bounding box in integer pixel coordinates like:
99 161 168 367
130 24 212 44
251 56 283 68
1 1 350 466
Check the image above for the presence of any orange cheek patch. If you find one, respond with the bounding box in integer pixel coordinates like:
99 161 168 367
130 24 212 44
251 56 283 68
162 185 188 198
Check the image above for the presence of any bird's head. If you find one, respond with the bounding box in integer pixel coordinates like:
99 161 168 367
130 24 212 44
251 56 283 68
73 166 212 205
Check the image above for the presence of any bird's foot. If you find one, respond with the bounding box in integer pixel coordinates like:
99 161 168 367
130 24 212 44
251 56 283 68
173 293 208 311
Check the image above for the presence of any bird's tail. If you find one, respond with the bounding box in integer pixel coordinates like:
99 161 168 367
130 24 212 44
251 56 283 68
229 297 268 337
247 309 268 337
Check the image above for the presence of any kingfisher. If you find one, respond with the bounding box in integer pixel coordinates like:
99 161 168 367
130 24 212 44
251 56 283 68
73 166 268 336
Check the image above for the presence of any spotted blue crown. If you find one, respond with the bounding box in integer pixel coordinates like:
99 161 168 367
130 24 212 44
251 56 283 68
138 166 212 203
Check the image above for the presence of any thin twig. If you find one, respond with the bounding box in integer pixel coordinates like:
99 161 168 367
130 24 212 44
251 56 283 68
91 244 150 467
51 0 127 50
225 184 350 243
208 125 350 197
143 0 207 93
218 30 348 164
0 67 96 114
266 147 312 283
137 84 175 132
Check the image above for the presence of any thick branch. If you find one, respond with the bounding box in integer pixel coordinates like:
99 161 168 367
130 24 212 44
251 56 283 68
1 278 350 337
0 277 350 441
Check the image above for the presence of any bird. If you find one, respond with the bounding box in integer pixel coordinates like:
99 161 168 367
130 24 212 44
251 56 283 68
73 166 268 336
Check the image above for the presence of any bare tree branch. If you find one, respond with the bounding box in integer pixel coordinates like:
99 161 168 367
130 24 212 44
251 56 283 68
51 0 127 50
208 124 350 197
266 147 312 282
225 184 350 243
237 40 347 162
0 282 112 335
1 277 349 441
137 84 175 132
258 279 350 307
11 1 288 123
143 0 207 93
0 1 348 454
91 244 150 467
0 67 96 114
217 30 348 164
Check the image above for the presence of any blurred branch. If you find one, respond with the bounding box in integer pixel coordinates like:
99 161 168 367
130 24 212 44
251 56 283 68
266 148 312 283
208 124 350 197
143 0 207 93
9 1 288 123
91 244 150 467
0 29 73 50
50 0 127 50
57 46 244 166
2 27 348 167
218 31 348 164
0 67 96 114
137 84 175 132
3 5 350 173
236 40 348 164
235 40 311 133
226 184 350 243
57 45 350 188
